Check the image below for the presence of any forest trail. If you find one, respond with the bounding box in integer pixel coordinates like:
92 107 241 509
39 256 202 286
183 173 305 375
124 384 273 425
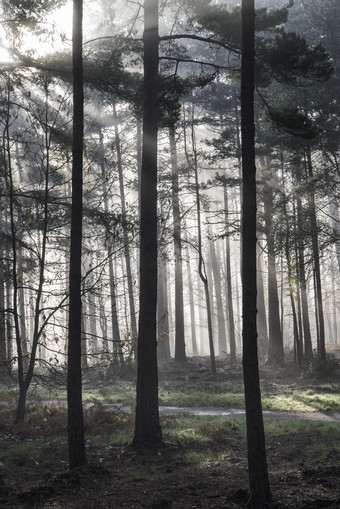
28 400 340 422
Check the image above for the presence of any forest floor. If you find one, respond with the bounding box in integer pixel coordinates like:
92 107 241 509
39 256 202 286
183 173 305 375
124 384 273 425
1 356 340 508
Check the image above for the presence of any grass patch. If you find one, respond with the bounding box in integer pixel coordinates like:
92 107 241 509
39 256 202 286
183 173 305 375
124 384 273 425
261 383 340 413
3 377 340 417
82 382 136 405
158 381 245 408
0 441 45 469
186 449 229 465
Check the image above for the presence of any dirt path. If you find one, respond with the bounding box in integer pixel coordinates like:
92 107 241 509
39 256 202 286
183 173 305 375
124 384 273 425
91 402 340 422
10 400 340 422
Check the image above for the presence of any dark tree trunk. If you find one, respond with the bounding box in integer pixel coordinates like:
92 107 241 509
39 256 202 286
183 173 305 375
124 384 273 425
113 105 137 342
0 240 6 374
100 133 122 359
306 146 326 361
224 186 236 362
133 0 162 445
209 234 227 354
241 0 271 504
157 258 170 361
294 162 313 360
67 0 86 469
263 181 284 366
189 105 216 375
169 125 186 362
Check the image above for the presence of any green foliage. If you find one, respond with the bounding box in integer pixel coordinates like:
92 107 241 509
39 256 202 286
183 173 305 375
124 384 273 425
0 441 45 469
258 31 333 85
268 108 321 139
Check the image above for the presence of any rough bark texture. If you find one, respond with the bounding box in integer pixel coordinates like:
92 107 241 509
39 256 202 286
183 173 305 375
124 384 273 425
133 0 162 445
67 0 86 469
241 0 271 504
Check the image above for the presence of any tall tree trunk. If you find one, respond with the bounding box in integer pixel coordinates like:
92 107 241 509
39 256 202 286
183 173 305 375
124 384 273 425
224 186 236 362
17 246 29 372
0 240 7 375
99 132 122 360
294 162 313 360
67 0 86 469
256 245 268 358
133 0 162 445
209 235 227 353
157 258 170 361
241 0 271 504
263 180 284 366
113 105 137 342
169 125 186 362
185 247 198 356
328 196 340 273
186 104 216 374
5 272 13 372
306 146 326 361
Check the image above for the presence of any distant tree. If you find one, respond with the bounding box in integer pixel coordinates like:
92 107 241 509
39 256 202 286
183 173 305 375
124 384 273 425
241 0 271 505
133 0 162 445
67 0 86 469
169 125 186 362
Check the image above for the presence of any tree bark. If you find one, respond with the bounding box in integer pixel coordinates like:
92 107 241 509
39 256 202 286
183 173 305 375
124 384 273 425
263 180 284 366
256 245 269 358
67 0 86 469
169 125 186 362
133 0 162 445
294 162 313 360
185 245 198 356
113 105 137 342
241 0 271 504
224 186 236 362
306 146 326 361
209 236 227 354
157 257 170 361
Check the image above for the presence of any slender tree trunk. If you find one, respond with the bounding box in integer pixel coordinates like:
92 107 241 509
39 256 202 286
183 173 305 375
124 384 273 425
209 235 227 353
0 240 7 375
157 258 170 361
241 0 271 504
5 273 13 372
81 293 87 369
169 125 186 362
17 246 28 372
256 246 269 358
188 105 216 374
328 196 340 273
133 0 162 445
294 162 313 360
113 105 137 341
67 0 86 469
185 247 198 356
306 146 326 361
224 186 236 362
99 133 122 359
263 180 284 366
